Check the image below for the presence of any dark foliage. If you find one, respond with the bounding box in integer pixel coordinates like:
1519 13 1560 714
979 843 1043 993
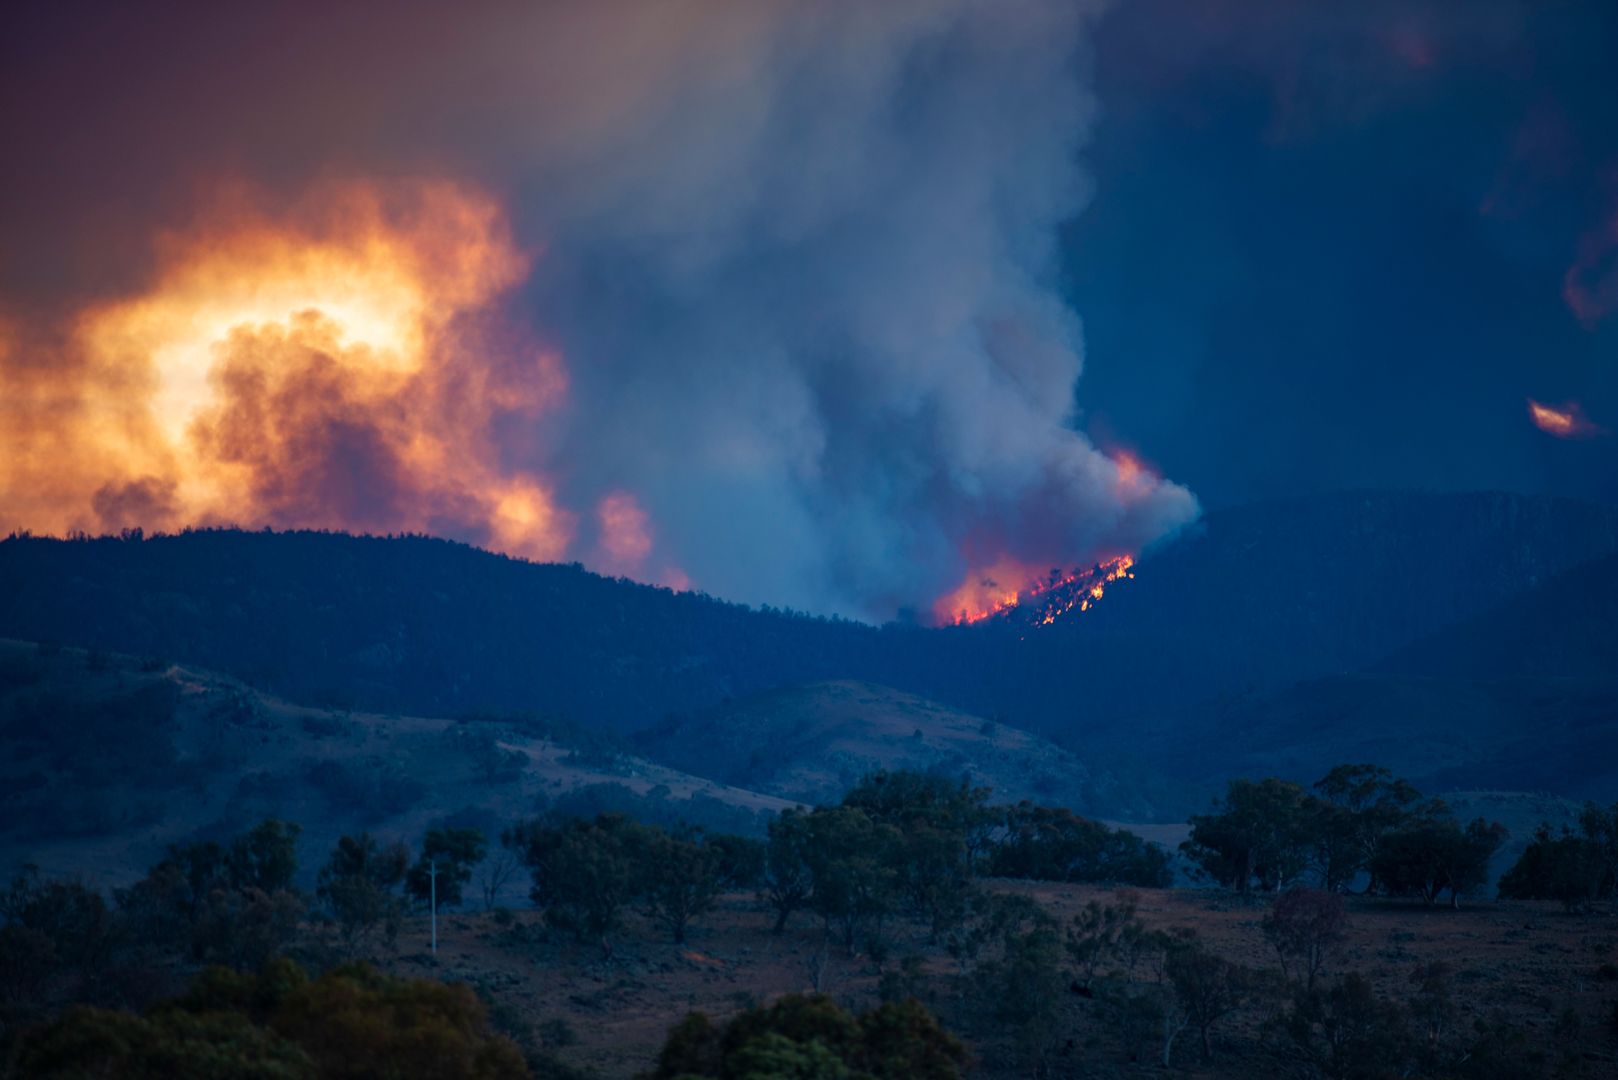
12 958 528 1079
1498 801 1618 911
988 803 1171 887
650 993 967 1080
316 834 409 950
1371 817 1506 909
1183 767 1507 906
1263 889 1348 990
405 828 488 911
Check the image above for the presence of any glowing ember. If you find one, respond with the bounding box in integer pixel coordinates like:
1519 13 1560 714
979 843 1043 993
1527 398 1602 439
934 554 1136 627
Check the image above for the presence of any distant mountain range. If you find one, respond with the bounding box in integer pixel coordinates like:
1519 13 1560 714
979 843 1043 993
3 489 1616 820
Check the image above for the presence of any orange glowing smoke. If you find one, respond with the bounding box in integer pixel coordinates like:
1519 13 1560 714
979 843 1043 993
597 491 655 571
0 180 578 562
933 555 1044 625
933 553 1136 627
931 449 1156 627
593 490 690 589
1527 398 1602 439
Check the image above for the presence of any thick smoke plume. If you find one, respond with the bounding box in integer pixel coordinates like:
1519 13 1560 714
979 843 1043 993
0 0 1198 620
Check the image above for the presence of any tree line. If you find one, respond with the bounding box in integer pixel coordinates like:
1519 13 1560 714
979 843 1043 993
1180 764 1509 906
504 770 1168 959
5 762 1615 1077
1182 762 1618 917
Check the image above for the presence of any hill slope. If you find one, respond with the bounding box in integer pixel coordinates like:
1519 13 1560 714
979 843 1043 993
1130 551 1618 813
974 489 1618 728
0 640 792 887
2 490 1615 817
1377 549 1618 681
635 680 1153 817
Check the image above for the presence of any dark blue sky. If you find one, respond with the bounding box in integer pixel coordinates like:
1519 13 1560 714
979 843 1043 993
1065 0 1618 509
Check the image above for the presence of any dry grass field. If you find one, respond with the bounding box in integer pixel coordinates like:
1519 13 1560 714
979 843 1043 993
374 882 1618 1078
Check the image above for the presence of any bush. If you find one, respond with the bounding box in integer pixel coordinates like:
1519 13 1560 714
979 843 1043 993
1264 889 1349 990
989 803 1171 887
14 959 528 1080
649 993 967 1079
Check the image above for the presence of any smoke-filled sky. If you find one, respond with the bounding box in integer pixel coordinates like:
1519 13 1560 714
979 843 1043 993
2 1 1615 620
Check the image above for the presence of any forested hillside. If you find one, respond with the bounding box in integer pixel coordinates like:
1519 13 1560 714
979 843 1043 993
4 490 1616 818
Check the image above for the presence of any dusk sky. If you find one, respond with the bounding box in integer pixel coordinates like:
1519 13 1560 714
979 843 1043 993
3 0 1615 618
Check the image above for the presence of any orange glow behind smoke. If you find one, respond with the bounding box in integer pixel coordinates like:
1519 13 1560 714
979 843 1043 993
0 180 584 563
598 491 654 570
933 555 1042 625
1527 398 1601 439
594 490 689 589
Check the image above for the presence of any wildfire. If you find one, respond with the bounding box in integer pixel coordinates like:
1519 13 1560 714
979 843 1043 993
933 553 1136 627
1527 398 1602 439
0 179 584 564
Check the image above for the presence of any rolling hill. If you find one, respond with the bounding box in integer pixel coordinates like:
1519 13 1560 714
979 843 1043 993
3 489 1616 820
635 680 1156 818
0 639 793 888
1130 549 1618 814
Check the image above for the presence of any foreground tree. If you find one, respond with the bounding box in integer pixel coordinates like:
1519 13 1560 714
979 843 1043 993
641 827 725 944
1165 936 1259 1064
1281 973 1411 1080
1182 779 1314 893
762 808 814 935
1371 817 1506 908
844 772 996 935
1263 888 1349 990
804 806 902 956
405 827 487 911
509 813 647 957
1065 895 1143 990
1498 802 1618 911
227 821 302 895
1309 765 1425 892
990 804 1172 888
971 916 1066 1072
317 833 410 950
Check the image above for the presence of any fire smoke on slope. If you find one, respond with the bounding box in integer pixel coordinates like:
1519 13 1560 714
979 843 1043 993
0 1 1198 620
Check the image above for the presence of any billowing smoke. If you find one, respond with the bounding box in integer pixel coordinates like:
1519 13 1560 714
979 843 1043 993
0 0 1198 620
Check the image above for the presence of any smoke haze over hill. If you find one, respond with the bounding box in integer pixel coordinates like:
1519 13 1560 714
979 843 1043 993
0 1 1197 620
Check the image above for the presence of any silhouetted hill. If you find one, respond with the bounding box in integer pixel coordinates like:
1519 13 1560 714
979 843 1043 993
635 680 1154 818
1377 549 1618 681
2 490 1615 816
0 529 916 730
1131 551 1618 814
975 490 1618 730
0 639 792 885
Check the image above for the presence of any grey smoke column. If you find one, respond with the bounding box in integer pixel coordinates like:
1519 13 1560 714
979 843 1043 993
522 0 1200 617
0 0 1201 621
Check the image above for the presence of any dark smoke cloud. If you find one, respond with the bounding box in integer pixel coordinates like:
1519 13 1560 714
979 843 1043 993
0 1 1197 618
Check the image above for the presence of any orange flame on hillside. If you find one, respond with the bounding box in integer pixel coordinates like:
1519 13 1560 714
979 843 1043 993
933 553 1136 627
